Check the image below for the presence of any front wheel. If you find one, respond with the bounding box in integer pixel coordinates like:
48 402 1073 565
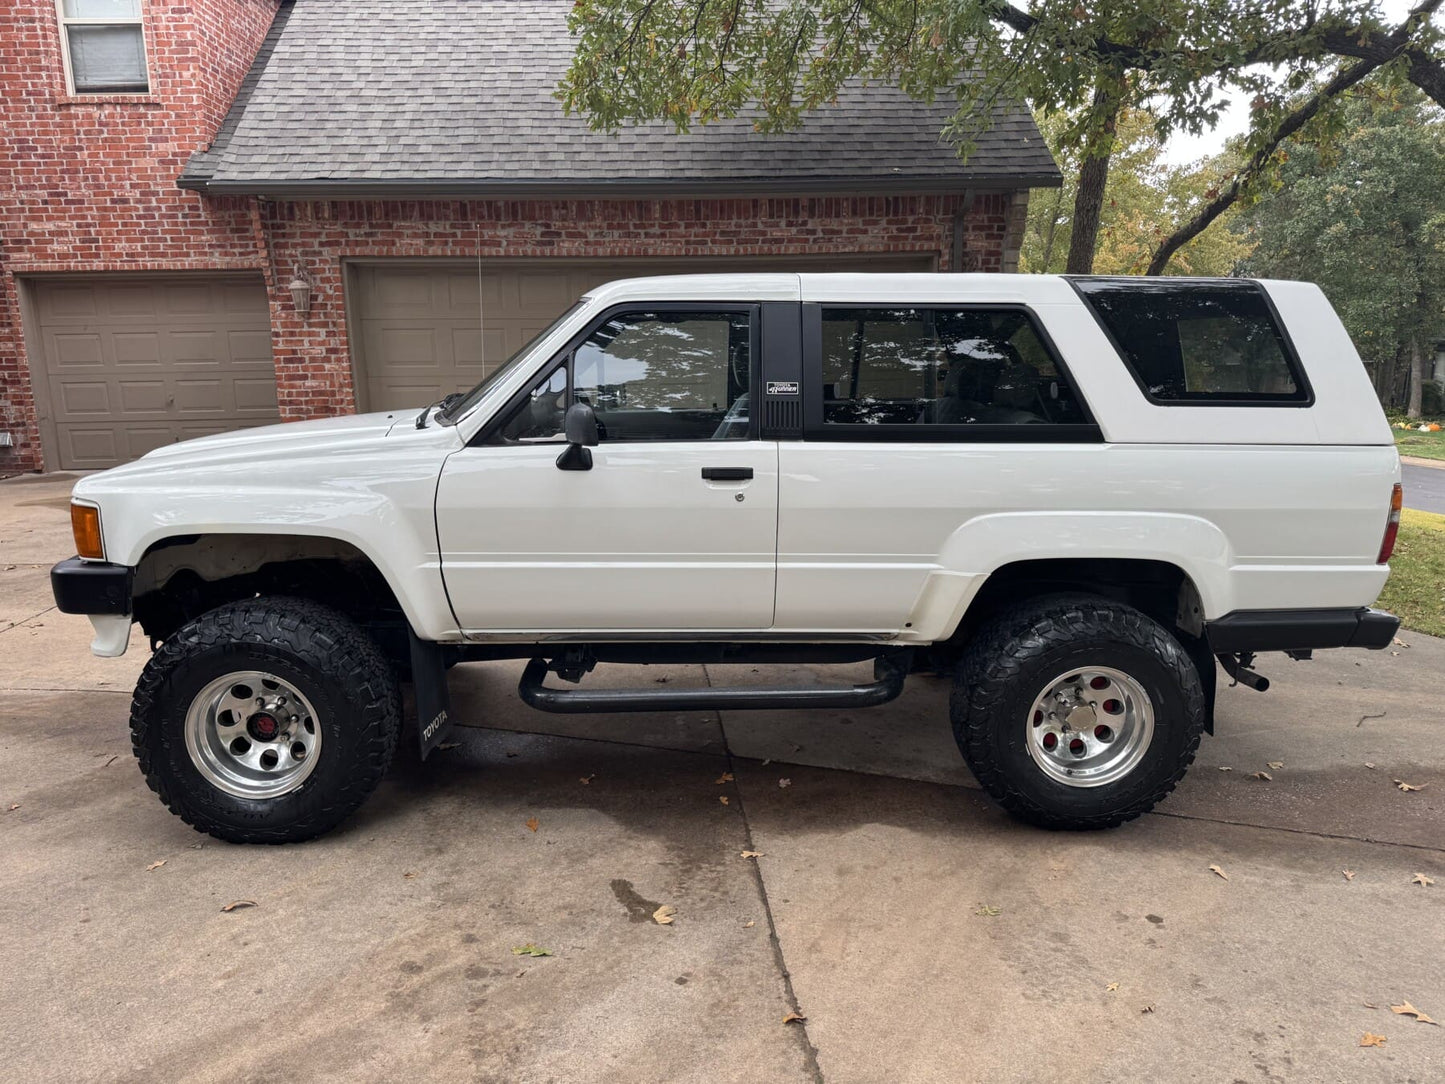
951 595 1205 830
130 597 401 843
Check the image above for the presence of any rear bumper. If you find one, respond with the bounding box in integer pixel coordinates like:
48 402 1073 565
1205 607 1400 653
50 557 133 615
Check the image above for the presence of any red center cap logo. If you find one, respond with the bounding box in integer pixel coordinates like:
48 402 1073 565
252 713 278 739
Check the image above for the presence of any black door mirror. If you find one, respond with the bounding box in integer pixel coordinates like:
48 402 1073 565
556 402 599 471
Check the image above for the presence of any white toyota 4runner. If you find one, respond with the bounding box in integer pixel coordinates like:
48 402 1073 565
52 274 1404 843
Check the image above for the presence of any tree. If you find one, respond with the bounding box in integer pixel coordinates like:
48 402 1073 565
562 0 1444 272
1238 92 1445 416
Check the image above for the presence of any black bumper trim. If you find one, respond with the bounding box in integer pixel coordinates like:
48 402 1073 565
50 557 133 616
1206 607 1400 653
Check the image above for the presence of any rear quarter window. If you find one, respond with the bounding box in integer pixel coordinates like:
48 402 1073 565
1073 279 1310 405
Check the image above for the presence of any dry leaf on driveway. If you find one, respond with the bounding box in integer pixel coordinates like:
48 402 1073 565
1140 1005 1154 1014
653 905 677 926
402 871 417 880
783 1011 807 1024
715 772 734 784
220 900 257 913
1106 982 1119 992
5 804 18 812
1342 870 1356 881
778 778 792 789
740 851 764 859
743 920 755 928
1413 873 1436 887
1251 771 1273 781
1267 761 1284 770
975 905 1001 916
1360 1033 1388 1047
1390 1001 1438 1025
525 817 539 832
719 795 730 805
145 860 165 872
1208 864 1229 881
579 774 595 785
1217 766 1233 772
511 944 552 957
1394 780 1426 792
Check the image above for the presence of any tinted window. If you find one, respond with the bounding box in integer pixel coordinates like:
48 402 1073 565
1075 280 1307 403
820 308 1087 426
497 310 751 443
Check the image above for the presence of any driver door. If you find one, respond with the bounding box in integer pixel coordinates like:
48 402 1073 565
435 305 778 632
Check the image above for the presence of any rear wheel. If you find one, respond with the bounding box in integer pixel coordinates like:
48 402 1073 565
130 597 401 843
951 595 1205 830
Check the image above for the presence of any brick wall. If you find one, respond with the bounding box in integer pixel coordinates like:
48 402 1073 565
259 192 1012 418
0 0 279 472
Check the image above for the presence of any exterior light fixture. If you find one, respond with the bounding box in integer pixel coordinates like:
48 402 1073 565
287 263 315 319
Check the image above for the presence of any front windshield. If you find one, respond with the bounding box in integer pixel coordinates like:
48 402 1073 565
437 302 585 424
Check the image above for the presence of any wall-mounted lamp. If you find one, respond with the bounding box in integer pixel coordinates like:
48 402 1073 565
287 263 316 319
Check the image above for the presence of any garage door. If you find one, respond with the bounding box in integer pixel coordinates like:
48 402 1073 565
350 256 936 412
28 276 279 470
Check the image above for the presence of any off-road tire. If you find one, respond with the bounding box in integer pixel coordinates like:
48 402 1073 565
130 596 401 843
951 594 1205 830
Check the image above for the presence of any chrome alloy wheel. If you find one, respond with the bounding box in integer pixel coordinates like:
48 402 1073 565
1025 666 1154 788
184 671 322 799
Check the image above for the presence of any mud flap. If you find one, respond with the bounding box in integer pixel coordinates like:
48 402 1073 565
409 629 454 760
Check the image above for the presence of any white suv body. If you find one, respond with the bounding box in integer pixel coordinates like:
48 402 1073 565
53 273 1403 842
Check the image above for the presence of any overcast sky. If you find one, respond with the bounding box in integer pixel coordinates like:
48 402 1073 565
1159 0 1423 163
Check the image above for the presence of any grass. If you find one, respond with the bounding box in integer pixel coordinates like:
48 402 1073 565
1377 508 1445 639
1393 426 1445 462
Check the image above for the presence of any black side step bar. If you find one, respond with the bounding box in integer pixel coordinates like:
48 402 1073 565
518 653 911 715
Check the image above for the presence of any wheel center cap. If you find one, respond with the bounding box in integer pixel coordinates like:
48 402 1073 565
248 712 279 741
1065 704 1096 731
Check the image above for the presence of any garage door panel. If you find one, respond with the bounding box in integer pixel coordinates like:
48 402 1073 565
30 275 278 469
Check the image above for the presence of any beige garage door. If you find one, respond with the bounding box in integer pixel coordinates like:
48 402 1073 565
28 276 278 470
350 255 936 413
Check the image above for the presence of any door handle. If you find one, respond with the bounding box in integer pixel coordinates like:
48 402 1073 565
701 467 753 481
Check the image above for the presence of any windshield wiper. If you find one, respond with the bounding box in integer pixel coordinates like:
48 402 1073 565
415 392 463 429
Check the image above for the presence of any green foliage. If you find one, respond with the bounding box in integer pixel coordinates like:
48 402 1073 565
1238 91 1445 397
1020 108 1252 275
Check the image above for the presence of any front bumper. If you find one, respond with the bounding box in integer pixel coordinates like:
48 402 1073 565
50 557 133 615
1205 607 1400 654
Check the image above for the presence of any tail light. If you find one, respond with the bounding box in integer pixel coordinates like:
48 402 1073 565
1377 484 1403 564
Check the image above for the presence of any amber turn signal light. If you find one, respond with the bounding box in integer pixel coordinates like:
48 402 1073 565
1377 483 1403 564
71 502 104 560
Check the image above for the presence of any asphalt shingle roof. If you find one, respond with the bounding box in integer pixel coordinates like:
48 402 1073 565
181 0 1060 196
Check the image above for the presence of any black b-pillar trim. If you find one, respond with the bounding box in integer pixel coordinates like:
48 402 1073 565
759 301 803 439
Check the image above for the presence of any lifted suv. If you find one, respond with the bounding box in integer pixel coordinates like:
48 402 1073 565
51 273 1403 842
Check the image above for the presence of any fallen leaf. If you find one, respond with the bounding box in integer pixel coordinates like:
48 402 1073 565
102 755 118 768
1390 1001 1438 1025
1209 864 1229 881
719 795 729 805
511 944 552 957
1393 637 1409 647
743 920 756 928
1106 982 1120 992
220 900 257 912
525 817 539 832
403 871 417 880
783 1011 806 1024
1267 761 1284 770
6 803 18 812
1365 762 1377 770
761 758 772 766
1394 780 1426 792
715 772 734 784
1364 1002 1379 1009
1413 873 1435 887
436 742 461 751
778 778 792 789
1342 870 1356 881
579 774 595 785
1252 771 1273 781
1217 766 1233 772
740 850 765 859
1141 1005 1154 1014
1360 1033 1387 1047
975 905 1001 917
653 904 677 926
145 860 165 872
515 968 528 978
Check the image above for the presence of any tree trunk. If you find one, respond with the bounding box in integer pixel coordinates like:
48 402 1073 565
1065 83 1120 274
1408 333 1424 419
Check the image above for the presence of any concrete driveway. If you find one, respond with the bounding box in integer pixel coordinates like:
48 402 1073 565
1 473 1441 1083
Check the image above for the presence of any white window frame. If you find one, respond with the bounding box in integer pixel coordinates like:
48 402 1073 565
55 0 151 96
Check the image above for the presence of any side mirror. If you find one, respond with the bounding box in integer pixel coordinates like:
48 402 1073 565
556 402 599 471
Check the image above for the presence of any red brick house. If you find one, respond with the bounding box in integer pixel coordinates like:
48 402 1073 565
0 0 1060 473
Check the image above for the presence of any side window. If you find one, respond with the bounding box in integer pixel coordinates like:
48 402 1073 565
496 310 752 443
1074 280 1308 403
59 0 150 95
820 307 1087 426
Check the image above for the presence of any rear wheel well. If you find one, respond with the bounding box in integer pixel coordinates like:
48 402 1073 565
132 534 409 666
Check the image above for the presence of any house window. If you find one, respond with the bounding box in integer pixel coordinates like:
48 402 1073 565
58 0 149 94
